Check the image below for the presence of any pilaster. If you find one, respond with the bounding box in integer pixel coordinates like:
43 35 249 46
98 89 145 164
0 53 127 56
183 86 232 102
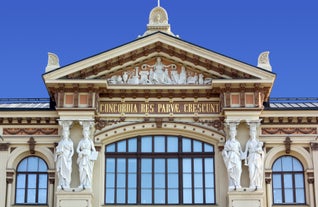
310 142 318 207
0 142 9 207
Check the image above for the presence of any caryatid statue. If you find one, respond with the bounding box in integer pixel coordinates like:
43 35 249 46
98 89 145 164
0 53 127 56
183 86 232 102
77 120 97 189
222 121 243 190
55 120 74 189
244 120 264 189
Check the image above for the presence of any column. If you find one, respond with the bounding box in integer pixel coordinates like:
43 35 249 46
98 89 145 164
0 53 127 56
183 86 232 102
307 171 315 207
0 143 9 207
246 120 263 189
48 171 55 207
6 170 14 207
56 120 74 190
310 142 318 207
223 119 241 190
56 120 95 207
265 172 272 207
78 120 96 189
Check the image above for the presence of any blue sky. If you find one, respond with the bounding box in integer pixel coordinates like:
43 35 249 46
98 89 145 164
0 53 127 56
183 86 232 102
0 0 317 98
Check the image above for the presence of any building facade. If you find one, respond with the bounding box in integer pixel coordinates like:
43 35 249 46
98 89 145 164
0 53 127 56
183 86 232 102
0 4 317 207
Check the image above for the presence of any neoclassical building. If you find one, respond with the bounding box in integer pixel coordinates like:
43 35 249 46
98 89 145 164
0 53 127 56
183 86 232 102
1 3 317 207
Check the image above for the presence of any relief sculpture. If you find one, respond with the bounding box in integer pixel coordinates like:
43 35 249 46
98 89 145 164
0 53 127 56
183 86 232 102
107 57 212 85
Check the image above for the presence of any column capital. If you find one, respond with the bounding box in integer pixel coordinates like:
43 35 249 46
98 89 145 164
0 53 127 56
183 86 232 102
246 119 262 127
58 120 73 128
79 120 95 129
310 142 318 151
225 119 240 127
0 143 9 151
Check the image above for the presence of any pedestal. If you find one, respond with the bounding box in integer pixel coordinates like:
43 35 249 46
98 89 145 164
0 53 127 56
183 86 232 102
56 188 93 207
228 188 265 207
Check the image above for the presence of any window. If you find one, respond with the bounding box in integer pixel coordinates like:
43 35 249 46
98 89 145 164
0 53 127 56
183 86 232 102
272 156 305 204
15 156 48 205
105 135 215 205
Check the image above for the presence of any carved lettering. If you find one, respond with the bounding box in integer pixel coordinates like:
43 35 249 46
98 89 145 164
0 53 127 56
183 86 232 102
99 101 220 114
140 103 155 113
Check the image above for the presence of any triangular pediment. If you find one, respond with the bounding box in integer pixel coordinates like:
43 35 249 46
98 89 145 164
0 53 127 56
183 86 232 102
43 32 275 91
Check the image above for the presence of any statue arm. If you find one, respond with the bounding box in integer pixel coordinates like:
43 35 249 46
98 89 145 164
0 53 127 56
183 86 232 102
76 141 82 155
70 144 74 158
90 139 96 151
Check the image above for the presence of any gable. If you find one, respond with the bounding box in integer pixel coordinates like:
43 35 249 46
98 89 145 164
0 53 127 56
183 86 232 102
43 32 275 100
44 32 274 80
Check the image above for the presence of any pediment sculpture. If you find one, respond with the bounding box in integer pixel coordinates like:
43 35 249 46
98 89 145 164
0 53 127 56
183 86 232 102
107 57 212 85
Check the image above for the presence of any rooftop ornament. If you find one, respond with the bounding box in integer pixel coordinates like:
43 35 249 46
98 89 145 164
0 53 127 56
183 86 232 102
141 0 178 37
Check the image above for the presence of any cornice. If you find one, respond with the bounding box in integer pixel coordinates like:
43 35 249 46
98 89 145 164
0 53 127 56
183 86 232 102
261 116 318 125
0 117 58 125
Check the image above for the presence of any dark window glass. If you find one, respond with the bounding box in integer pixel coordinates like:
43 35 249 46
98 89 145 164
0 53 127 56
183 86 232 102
15 156 48 205
105 136 215 205
272 156 305 205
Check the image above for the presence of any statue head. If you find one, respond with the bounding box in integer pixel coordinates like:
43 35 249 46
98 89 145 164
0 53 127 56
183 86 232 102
62 127 70 139
83 126 91 139
229 125 237 140
250 127 257 140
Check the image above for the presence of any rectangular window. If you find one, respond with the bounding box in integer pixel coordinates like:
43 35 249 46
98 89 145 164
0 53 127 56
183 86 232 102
230 93 240 107
79 93 88 107
245 93 254 107
64 93 74 107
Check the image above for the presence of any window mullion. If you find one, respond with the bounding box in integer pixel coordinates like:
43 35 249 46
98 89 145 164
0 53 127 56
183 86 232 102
137 137 141 204
152 157 154 204
281 173 285 203
137 156 141 204
35 173 39 203
191 158 194 204
25 174 28 203
114 158 118 203
125 158 128 204
292 173 296 203
202 158 206 204
179 156 183 204
165 158 168 205
178 136 183 204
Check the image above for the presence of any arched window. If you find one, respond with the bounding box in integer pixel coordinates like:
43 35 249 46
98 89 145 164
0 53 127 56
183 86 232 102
105 135 215 205
15 156 48 205
272 156 305 204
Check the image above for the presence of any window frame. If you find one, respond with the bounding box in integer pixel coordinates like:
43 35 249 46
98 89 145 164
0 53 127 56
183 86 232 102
104 135 216 205
272 155 306 205
15 156 49 205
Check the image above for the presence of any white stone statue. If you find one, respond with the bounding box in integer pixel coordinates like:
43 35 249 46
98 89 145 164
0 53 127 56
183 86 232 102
55 120 74 189
77 121 97 189
45 52 60 72
244 122 264 189
222 121 243 190
257 51 272 71
107 57 212 86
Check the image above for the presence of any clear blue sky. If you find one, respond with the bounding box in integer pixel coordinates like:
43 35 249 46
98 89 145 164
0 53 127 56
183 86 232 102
0 0 317 98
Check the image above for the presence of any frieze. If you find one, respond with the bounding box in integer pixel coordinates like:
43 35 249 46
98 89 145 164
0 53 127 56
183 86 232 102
0 143 10 151
261 127 317 135
95 118 126 131
99 101 220 115
107 57 212 85
310 142 318 151
199 119 225 132
3 128 58 135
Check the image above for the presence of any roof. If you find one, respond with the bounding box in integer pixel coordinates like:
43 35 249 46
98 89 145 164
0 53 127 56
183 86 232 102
0 98 52 110
265 97 318 110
